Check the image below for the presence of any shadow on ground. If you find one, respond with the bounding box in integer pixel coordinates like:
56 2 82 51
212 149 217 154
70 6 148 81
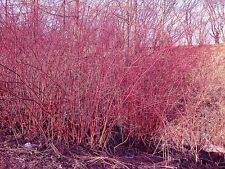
0 131 224 169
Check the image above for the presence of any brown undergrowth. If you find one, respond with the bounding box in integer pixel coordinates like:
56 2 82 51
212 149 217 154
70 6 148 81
0 129 224 169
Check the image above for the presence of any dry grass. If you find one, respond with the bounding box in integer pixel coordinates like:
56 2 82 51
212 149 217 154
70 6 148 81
161 44 225 161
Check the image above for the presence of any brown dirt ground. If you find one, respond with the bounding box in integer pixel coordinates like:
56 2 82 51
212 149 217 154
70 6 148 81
0 131 224 169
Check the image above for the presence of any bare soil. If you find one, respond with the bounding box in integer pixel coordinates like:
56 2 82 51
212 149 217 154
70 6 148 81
0 130 224 169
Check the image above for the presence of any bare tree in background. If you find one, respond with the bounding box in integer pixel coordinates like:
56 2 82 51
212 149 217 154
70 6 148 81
5 0 8 21
63 0 66 29
32 0 39 41
124 0 132 65
195 3 209 45
153 0 176 48
205 0 225 44
182 0 198 45
75 0 80 25
113 0 139 65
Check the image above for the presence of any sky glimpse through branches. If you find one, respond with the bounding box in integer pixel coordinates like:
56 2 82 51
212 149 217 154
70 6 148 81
1 0 225 45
